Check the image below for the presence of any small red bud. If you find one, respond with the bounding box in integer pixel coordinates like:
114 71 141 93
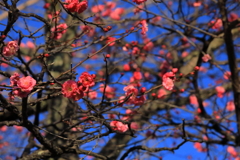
50 82 55 85
103 28 108 32
71 44 76 47
194 66 200 70
152 93 156 97
44 53 50 57
107 26 112 31
180 89 185 92
190 72 194 75
106 54 110 58
84 40 88 44
1 35 6 39
130 27 135 31
140 87 147 93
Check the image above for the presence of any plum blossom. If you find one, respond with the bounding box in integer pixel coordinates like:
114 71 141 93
202 54 211 62
189 95 198 107
3 41 19 57
123 64 130 71
10 73 20 86
210 19 222 30
130 122 140 130
162 72 175 91
215 86 225 98
226 101 235 111
64 0 88 14
91 2 124 20
227 146 238 158
81 25 95 37
157 88 167 99
133 0 147 5
124 85 138 101
17 76 36 92
110 8 125 20
51 23 68 40
224 71 231 80
87 89 98 99
193 2 201 7
140 20 148 35
99 84 116 99
106 37 116 46
78 72 96 90
110 121 128 132
133 71 142 80
9 74 36 98
62 80 84 101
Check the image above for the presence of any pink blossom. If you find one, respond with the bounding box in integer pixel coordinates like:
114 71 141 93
194 142 204 152
143 41 154 51
17 76 36 92
140 20 148 35
106 37 116 46
226 101 235 111
110 8 124 20
193 2 201 7
130 122 140 130
189 95 198 107
133 71 142 80
133 95 146 106
132 47 140 55
43 3 50 9
110 121 128 132
229 13 238 22
78 72 96 89
81 25 95 37
64 0 88 14
99 84 116 99
157 88 167 99
181 51 189 58
47 11 60 23
215 86 225 98
123 64 130 71
26 41 35 49
210 19 222 30
62 80 84 101
91 5 105 13
202 54 212 62
10 73 20 86
51 23 68 40
87 89 97 99
133 0 147 5
0 126 7 132
13 89 30 98
227 146 238 158
123 85 138 100
162 72 175 91
14 126 23 133
3 41 19 57
224 71 231 80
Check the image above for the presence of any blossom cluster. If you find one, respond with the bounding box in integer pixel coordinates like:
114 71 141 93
162 72 176 91
133 0 147 5
110 109 139 133
122 85 146 106
51 23 68 40
9 73 36 99
91 2 125 20
62 72 96 101
64 0 88 14
3 41 19 57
